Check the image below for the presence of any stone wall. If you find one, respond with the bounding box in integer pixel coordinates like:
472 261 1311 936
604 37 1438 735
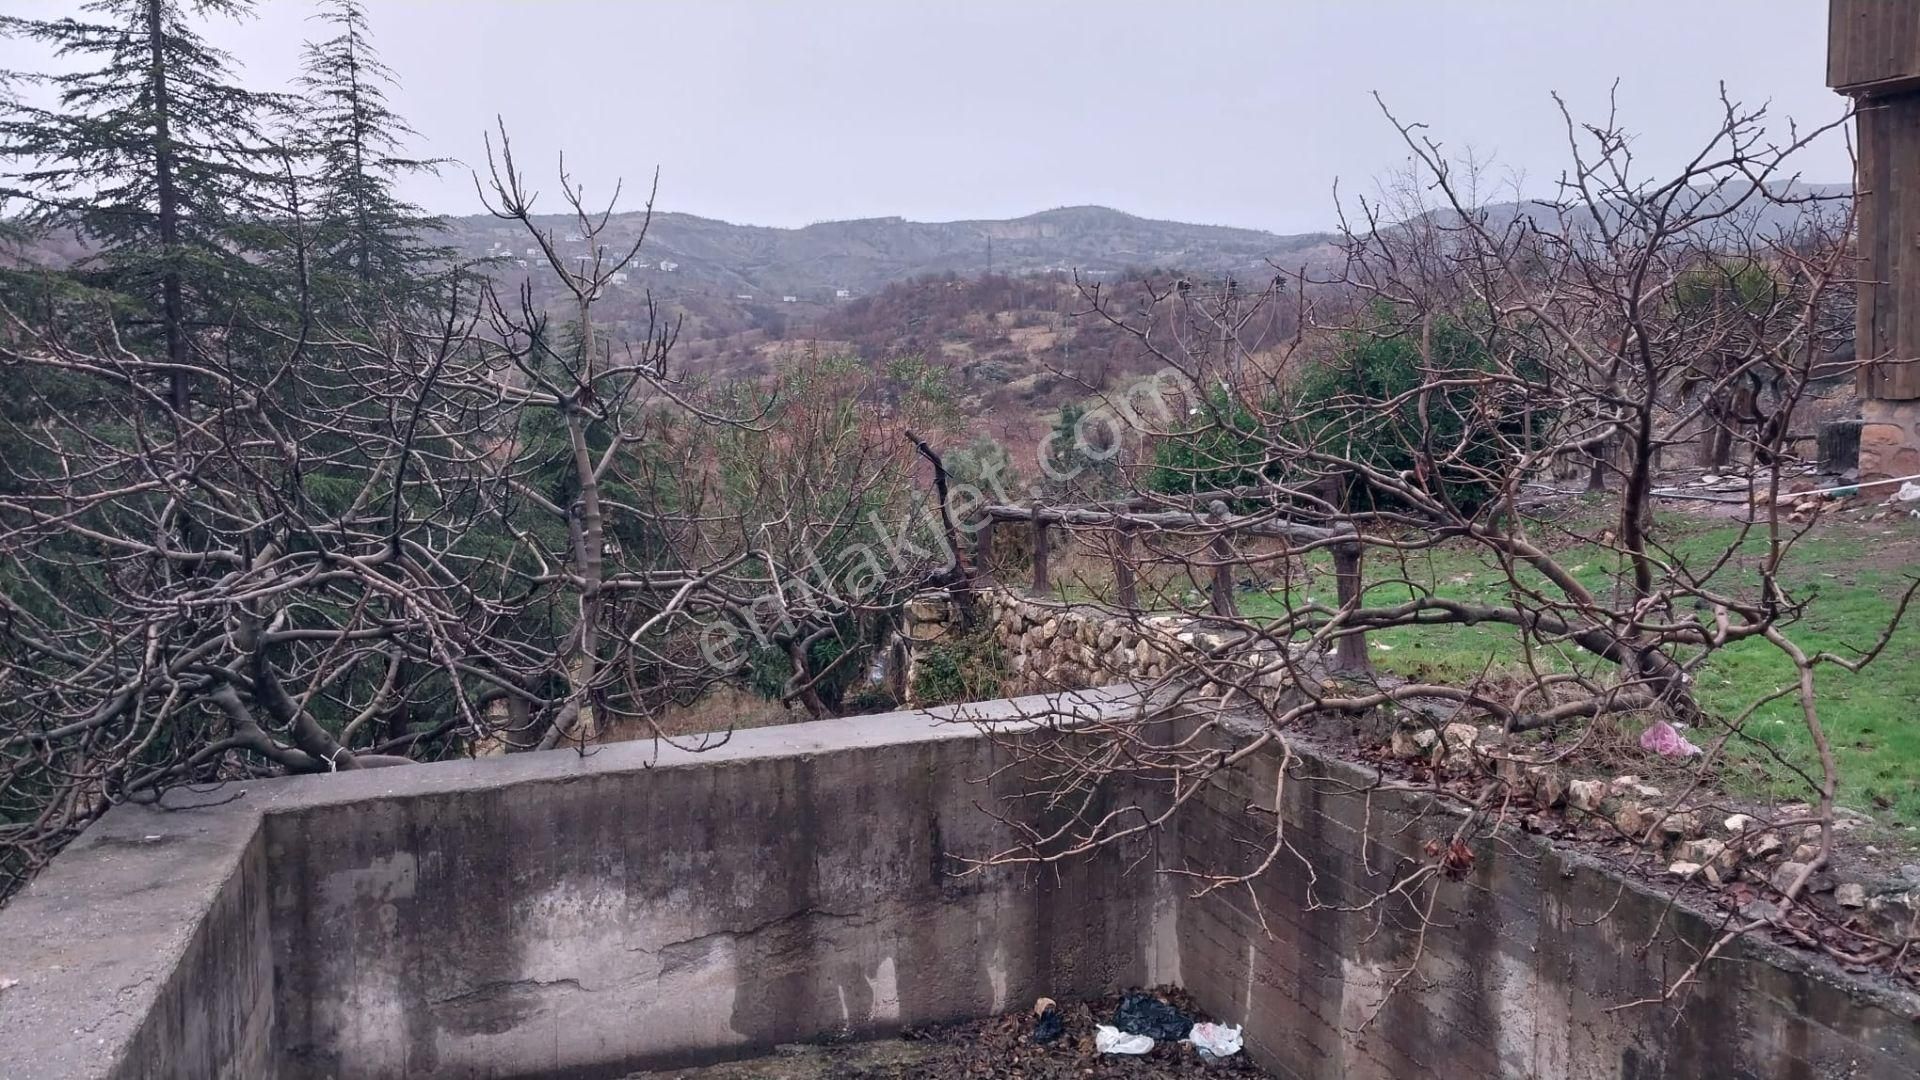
976 587 1308 700
1859 397 1920 489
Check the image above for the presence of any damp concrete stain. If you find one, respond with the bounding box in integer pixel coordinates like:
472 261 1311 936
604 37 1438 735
618 1039 943 1079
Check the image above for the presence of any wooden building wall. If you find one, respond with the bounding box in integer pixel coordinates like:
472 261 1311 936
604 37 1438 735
1834 0 1920 400
1830 0 1920 94
1855 94 1920 400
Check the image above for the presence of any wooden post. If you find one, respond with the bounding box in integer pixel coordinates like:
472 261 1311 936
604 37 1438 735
1029 500 1050 596
975 517 997 584
1112 524 1138 608
1331 527 1370 674
1586 438 1608 493
1207 501 1236 618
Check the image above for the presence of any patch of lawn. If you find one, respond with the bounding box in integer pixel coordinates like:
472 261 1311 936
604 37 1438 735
1230 506 1920 826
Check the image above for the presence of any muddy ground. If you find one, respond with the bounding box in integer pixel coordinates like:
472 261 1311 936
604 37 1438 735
623 989 1270 1079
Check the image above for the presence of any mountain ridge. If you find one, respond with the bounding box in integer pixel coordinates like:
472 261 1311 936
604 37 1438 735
442 203 1342 302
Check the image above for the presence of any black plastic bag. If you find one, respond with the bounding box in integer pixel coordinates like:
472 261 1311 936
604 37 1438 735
1113 990 1192 1041
1032 1002 1064 1044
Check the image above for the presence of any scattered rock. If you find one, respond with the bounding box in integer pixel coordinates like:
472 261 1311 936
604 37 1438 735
1436 723 1479 772
1723 813 1758 835
1492 755 1526 788
1675 837 1732 873
1739 898 1782 922
1792 844 1820 864
1568 779 1610 813
1772 861 1813 895
1836 883 1868 909
1667 860 1704 879
1526 765 1570 809
1865 890 1920 944
1610 775 1664 801
1657 810 1704 841
1613 802 1657 838
1389 728 1425 761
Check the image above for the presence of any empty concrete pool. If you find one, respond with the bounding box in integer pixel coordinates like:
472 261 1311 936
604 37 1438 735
0 691 1914 1079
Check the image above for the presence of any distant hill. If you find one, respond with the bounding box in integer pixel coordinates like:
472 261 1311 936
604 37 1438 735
447 183 1850 346
1409 182 1853 242
445 204 1340 303
442 187 1855 448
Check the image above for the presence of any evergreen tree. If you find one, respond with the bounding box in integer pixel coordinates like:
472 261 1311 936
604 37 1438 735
0 0 284 410
295 0 446 304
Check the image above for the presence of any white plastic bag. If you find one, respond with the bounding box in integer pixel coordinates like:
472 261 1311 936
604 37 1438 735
1189 1021 1244 1058
1094 1024 1154 1054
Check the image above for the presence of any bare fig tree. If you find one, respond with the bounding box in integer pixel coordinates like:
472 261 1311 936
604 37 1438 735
951 92 1914 1004
0 133 953 898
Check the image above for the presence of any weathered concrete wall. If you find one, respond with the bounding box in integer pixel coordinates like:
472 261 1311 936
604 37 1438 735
0 692 1165 1080
0 786 275 1080
267 697 1162 1079
2 689 1917 1079
1173 733 1920 1079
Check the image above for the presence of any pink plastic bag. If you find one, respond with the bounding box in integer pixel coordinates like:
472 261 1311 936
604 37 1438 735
1640 720 1702 758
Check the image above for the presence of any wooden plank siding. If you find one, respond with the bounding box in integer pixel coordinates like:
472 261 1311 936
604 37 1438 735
1856 93 1920 399
1830 0 1920 94
1836 0 1920 399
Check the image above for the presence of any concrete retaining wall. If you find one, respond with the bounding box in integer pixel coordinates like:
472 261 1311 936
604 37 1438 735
266 697 1160 1079
1 690 1916 1079
1174 733 1920 1079
0 693 1164 1080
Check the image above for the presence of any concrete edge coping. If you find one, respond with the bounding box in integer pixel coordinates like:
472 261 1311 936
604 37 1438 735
0 687 1138 1079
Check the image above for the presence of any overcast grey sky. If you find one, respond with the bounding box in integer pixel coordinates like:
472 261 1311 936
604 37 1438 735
4 1 1853 233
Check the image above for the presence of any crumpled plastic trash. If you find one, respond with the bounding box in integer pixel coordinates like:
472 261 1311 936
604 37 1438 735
1031 997 1064 1044
1094 1024 1154 1054
1640 720 1702 758
1113 990 1194 1041
1189 1021 1244 1059
1896 481 1920 503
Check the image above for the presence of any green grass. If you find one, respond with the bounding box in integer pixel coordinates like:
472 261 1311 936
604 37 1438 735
1219 502 1920 826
